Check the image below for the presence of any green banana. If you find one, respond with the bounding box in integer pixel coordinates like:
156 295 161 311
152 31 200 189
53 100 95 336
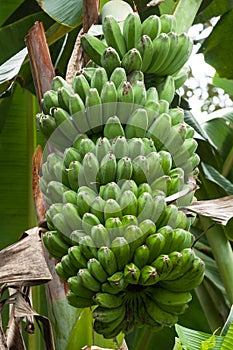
101 81 118 123
95 136 112 162
102 15 126 58
133 244 150 269
111 236 131 270
82 152 99 190
119 189 138 217
149 287 192 307
109 67 127 89
81 34 107 66
101 182 121 200
76 188 95 217
69 230 86 245
116 81 134 124
77 267 101 292
156 204 178 230
57 87 72 112
137 183 152 197
169 228 195 252
136 35 154 72
120 179 138 197
37 113 56 139
166 248 196 281
124 262 141 284
43 231 70 260
124 224 144 256
128 137 146 159
142 138 157 155
87 257 108 283
145 296 178 326
52 107 77 141
98 152 117 184
160 14 176 33
72 73 90 102
103 115 125 139
90 196 106 223
121 214 138 227
93 312 125 339
67 275 95 298
97 246 118 276
107 271 127 291
151 254 173 280
123 12 142 50
112 136 129 160
101 46 122 77
41 90 59 114
146 112 172 150
62 202 83 232
121 48 142 74
132 155 149 184
168 107 184 125
146 33 170 74
105 217 123 240
94 292 124 309
90 67 108 95
93 304 125 326
146 151 163 184
91 224 110 248
52 75 73 92
66 160 82 191
67 291 95 308
159 150 172 174
158 75 176 105
158 99 169 114
116 157 133 184
141 15 161 40
146 233 166 262
85 87 102 131
125 108 148 139
137 192 155 222
46 180 69 203
55 261 70 281
156 32 179 76
68 245 87 269
139 265 160 286
63 147 81 168
60 253 78 277
82 212 101 235
132 80 147 107
104 198 122 221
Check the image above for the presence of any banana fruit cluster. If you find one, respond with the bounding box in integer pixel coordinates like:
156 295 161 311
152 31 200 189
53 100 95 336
81 13 192 87
37 12 203 339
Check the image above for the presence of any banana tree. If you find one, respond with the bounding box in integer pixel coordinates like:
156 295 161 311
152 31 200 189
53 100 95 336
1 0 233 349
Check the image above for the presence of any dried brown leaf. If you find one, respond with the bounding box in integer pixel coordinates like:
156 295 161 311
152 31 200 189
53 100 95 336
183 196 233 225
0 227 52 285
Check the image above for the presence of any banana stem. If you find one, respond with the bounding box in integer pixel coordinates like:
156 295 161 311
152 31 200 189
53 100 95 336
199 216 233 305
133 328 153 350
173 0 203 34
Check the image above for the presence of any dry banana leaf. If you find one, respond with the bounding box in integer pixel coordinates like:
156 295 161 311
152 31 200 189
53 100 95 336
183 196 233 225
0 288 55 350
0 227 52 285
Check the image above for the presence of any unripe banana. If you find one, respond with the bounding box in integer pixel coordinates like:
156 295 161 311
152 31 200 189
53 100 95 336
91 196 106 223
94 292 124 309
95 136 112 162
82 152 99 190
136 35 154 72
101 182 121 200
139 265 160 286
87 257 108 283
124 262 141 284
119 189 138 216
41 90 59 114
112 136 129 159
132 80 147 107
146 112 172 150
101 47 122 77
72 73 90 102
105 217 123 240
146 33 170 74
128 137 146 159
116 157 133 183
68 245 87 268
125 108 148 139
109 67 127 89
116 81 134 124
111 236 131 270
101 81 118 122
137 192 155 222
78 267 101 292
158 75 176 105
85 87 102 132
97 246 118 276
141 15 161 40
102 15 126 58
90 67 108 95
91 224 110 248
76 188 95 217
67 291 95 308
99 152 117 184
74 137 95 159
82 212 101 235
133 244 150 269
104 198 122 221
68 275 95 299
121 48 142 74
104 115 125 139
132 155 149 185
120 179 138 197
146 233 166 262
160 14 176 33
123 12 142 50
81 34 107 66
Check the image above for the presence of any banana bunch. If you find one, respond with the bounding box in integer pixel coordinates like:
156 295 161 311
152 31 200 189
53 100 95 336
81 13 193 85
37 10 203 338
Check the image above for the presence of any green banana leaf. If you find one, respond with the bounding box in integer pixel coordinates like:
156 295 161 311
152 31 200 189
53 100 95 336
194 0 233 23
201 163 233 195
0 0 24 25
212 74 233 96
200 8 233 79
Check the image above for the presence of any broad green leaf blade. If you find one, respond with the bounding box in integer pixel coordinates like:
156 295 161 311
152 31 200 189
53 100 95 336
0 47 27 84
221 314 233 350
201 334 216 349
159 0 176 15
65 308 93 350
201 163 233 195
213 73 233 96
39 0 82 28
173 0 203 33
184 110 208 140
195 0 233 23
0 0 24 26
201 9 233 79
173 337 184 350
221 306 233 336
0 84 37 249
175 324 224 350
0 12 54 65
